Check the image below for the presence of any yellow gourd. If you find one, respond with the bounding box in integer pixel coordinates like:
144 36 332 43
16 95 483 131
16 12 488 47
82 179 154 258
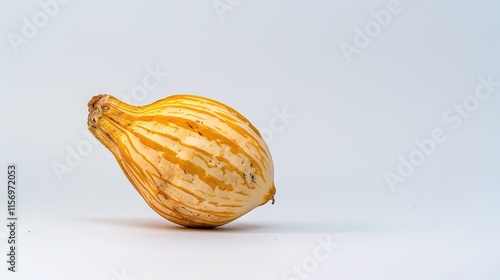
87 94 275 228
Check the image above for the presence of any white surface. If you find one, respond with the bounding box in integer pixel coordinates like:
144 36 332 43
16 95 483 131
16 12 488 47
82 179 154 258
1 0 500 279
7 216 500 279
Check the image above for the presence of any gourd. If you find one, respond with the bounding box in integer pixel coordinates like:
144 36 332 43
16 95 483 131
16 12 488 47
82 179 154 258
87 94 276 228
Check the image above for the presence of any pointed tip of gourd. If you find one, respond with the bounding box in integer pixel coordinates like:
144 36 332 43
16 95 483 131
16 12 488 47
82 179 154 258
88 94 108 111
87 94 112 128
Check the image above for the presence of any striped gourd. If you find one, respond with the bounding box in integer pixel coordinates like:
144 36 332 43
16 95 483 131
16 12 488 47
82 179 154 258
87 94 276 228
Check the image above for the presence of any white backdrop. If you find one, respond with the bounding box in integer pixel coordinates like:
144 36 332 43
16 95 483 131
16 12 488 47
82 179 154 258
1 0 499 279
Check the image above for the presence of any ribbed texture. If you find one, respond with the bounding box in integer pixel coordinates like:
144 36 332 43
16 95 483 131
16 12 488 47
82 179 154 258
88 94 275 227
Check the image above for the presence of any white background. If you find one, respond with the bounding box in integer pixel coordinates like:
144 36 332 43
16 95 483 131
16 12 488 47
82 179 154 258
1 0 499 279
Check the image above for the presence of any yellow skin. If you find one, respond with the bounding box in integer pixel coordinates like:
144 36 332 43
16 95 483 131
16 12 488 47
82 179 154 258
87 94 275 228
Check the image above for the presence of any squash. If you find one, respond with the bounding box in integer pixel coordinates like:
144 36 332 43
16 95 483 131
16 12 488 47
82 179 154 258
87 94 275 228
